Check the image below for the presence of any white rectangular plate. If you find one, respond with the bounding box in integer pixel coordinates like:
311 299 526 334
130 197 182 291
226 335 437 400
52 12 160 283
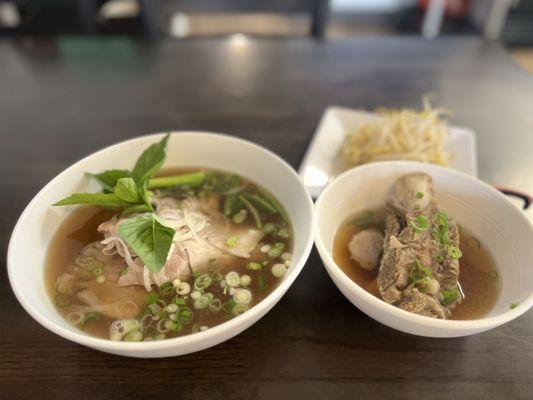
299 106 478 198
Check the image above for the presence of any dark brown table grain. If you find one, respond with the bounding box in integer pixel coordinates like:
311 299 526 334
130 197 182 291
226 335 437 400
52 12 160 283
1 36 533 400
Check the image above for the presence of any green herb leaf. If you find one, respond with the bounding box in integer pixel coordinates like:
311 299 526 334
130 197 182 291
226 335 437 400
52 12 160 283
120 204 153 217
132 134 170 187
53 193 132 207
118 213 175 273
416 192 424 199
87 169 131 193
114 177 140 203
441 289 461 306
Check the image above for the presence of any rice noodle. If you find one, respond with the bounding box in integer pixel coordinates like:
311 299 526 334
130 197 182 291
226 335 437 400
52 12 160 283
340 99 451 167
100 236 137 269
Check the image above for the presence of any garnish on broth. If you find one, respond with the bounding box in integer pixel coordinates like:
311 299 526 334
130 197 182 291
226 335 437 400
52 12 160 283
47 135 293 341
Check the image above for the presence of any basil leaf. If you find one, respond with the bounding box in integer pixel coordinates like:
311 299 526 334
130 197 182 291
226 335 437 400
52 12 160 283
120 204 153 217
114 177 140 203
118 213 175 273
132 134 170 187
87 170 131 193
53 193 132 207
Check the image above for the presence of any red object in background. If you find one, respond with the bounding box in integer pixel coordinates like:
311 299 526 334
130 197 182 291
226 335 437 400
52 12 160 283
418 0 469 16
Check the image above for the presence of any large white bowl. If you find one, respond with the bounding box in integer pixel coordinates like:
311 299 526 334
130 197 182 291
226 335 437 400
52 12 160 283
315 161 533 337
8 132 315 357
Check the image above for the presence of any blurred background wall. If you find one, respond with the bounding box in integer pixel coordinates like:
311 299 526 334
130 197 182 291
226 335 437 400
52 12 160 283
1 0 532 70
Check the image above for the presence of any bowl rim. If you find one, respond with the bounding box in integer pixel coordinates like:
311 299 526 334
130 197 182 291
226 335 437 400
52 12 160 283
314 160 533 332
8 131 315 353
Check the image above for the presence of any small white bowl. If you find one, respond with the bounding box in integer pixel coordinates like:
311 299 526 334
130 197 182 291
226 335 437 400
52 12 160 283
315 161 533 337
8 132 315 357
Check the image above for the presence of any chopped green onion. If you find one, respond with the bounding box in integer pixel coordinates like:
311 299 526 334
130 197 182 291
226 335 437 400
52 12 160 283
178 307 194 324
240 274 252 287
160 282 174 296
409 215 429 234
208 298 223 313
441 289 461 306
447 245 463 259
145 293 160 305
246 262 262 271
225 271 241 287
124 331 143 342
416 192 424 199
81 312 101 327
509 301 520 309
165 303 178 313
238 195 262 228
232 303 249 317
277 227 291 240
193 293 214 310
232 209 247 224
226 236 239 248
54 293 70 308
263 223 277 235
488 270 499 280
173 296 186 306
165 320 181 332
272 263 287 278
267 247 282 258
176 281 191 295
233 288 252 305
193 274 212 291
408 260 433 284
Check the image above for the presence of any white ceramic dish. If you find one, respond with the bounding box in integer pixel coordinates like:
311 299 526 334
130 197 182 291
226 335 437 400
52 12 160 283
314 161 533 337
300 106 478 198
8 132 315 358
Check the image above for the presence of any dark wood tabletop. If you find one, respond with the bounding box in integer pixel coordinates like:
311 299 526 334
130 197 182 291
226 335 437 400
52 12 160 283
1 36 533 400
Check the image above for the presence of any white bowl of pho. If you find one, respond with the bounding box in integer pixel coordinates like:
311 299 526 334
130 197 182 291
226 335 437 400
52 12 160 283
314 161 533 337
8 132 314 357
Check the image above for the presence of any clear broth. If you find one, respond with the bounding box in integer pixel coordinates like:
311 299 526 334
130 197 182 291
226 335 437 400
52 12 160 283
333 210 500 320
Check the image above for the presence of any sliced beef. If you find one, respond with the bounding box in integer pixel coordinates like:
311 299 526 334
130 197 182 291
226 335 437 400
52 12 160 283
377 173 462 319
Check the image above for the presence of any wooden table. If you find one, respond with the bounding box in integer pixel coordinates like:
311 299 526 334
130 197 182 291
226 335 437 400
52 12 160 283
1 36 532 399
